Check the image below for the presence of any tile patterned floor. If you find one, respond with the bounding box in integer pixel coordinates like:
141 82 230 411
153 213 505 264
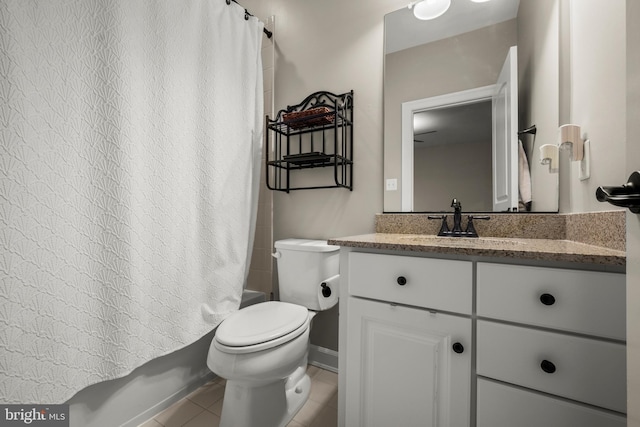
137 365 338 427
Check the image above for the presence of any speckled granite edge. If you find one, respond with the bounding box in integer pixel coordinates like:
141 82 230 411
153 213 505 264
328 233 626 267
375 211 625 251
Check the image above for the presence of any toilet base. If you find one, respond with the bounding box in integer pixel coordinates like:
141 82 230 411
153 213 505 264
219 365 311 427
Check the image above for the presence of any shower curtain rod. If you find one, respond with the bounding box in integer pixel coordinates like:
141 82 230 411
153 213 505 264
227 0 273 38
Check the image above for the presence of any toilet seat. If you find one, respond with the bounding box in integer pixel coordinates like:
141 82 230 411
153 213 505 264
214 301 310 354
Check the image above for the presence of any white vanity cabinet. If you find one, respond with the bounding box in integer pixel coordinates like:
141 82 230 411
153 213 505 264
338 249 627 427
343 252 473 427
476 263 627 427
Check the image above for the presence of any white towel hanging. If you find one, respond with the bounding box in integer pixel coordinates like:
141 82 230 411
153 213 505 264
518 140 532 210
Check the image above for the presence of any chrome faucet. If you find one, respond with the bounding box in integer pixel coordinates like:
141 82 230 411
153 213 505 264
428 198 490 238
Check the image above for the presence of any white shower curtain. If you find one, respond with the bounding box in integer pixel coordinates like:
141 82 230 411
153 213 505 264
0 0 264 404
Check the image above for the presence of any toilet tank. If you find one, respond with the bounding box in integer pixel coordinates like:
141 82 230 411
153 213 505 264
274 239 340 311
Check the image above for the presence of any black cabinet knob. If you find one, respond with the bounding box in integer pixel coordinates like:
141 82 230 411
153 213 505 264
541 360 556 374
452 342 464 354
540 293 556 306
397 276 407 286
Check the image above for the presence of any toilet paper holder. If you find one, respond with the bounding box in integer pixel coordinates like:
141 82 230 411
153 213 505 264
321 282 332 297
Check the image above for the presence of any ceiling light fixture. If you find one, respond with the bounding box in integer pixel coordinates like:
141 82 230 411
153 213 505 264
408 0 452 20
470 0 491 3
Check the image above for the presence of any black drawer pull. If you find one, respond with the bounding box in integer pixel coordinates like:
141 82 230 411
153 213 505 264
540 293 556 306
541 360 556 374
397 276 407 286
452 342 464 354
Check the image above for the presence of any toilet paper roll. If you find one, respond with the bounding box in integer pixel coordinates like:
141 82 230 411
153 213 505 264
539 144 559 171
317 274 340 310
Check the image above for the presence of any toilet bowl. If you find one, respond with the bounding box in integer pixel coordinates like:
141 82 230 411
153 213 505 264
207 239 340 427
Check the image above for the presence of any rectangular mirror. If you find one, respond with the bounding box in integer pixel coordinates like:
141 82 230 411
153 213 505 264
383 0 560 213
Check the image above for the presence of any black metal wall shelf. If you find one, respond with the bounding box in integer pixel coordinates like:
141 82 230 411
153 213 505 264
265 90 354 192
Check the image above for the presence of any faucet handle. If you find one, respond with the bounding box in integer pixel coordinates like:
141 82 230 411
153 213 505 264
465 215 490 238
428 215 450 237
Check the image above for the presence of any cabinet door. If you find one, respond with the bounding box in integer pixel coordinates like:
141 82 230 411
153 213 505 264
345 297 471 427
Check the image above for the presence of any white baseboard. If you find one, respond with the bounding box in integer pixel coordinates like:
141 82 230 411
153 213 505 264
308 345 338 373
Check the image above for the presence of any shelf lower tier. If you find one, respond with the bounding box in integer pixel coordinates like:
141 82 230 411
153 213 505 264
268 153 352 170
266 153 352 192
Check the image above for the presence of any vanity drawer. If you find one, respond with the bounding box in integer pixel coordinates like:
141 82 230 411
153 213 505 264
477 320 626 413
477 378 626 427
348 252 472 314
477 263 625 340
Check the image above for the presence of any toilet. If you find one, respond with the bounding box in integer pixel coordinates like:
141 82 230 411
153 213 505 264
207 239 340 427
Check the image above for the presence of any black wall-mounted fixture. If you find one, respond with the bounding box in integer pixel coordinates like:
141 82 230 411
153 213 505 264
265 90 354 192
517 124 537 136
227 0 273 38
596 171 640 213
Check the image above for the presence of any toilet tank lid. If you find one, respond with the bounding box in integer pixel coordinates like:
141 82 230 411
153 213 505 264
274 239 340 252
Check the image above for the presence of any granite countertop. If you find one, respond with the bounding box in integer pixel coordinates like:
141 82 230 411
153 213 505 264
328 233 626 266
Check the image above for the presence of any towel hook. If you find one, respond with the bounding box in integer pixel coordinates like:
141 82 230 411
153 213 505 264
518 124 537 136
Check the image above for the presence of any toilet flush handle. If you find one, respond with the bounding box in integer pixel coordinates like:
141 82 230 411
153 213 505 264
272 251 281 259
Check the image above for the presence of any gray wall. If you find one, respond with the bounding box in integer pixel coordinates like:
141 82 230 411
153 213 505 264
414 141 493 212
